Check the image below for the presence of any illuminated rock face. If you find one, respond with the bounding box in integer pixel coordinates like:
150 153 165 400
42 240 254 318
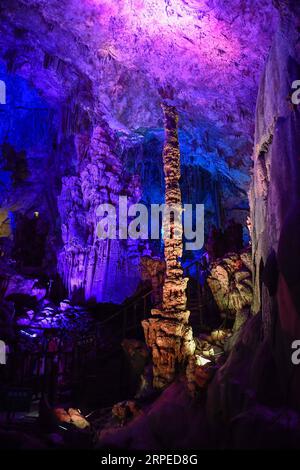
250 5 300 317
140 256 165 306
207 5 300 431
0 1 277 195
143 103 195 389
0 0 278 304
160 103 189 316
58 122 142 304
143 317 195 388
207 251 253 318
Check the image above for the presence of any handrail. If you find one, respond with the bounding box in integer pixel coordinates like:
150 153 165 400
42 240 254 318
13 289 154 344
96 288 154 327
98 259 205 329
14 260 204 341
16 259 205 336
183 257 205 274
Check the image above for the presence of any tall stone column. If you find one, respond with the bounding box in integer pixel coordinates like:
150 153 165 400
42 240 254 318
142 103 195 389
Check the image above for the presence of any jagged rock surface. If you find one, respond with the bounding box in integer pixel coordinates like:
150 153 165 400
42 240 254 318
207 250 253 318
250 3 300 316
143 103 195 389
58 123 143 303
140 256 165 306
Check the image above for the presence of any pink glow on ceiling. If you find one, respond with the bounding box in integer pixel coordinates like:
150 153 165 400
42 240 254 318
9 0 276 137
87 0 241 75
76 0 277 136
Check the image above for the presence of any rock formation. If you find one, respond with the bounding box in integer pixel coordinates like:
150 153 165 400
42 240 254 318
207 1 300 444
142 103 195 389
140 256 165 306
2 0 300 451
58 122 143 304
207 250 253 320
248 0 300 410
250 1 300 320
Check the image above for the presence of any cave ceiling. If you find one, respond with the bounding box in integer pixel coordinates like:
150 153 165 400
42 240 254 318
0 0 278 186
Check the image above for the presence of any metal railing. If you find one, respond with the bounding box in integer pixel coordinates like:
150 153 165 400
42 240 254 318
2 259 207 404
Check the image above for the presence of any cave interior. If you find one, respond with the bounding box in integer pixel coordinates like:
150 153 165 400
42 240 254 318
0 0 300 451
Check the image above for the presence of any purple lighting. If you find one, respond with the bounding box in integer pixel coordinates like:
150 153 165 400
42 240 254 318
0 0 299 453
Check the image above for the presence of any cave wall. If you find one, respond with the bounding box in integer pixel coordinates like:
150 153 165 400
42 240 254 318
121 127 250 258
58 122 144 304
206 3 300 447
250 3 300 317
0 0 267 305
0 62 95 275
0 65 58 269
0 63 251 304
249 0 300 413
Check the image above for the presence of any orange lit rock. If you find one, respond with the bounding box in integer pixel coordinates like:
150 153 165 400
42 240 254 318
142 102 195 389
53 407 90 429
140 256 165 306
207 251 252 319
112 400 141 425
68 408 90 429
186 355 214 396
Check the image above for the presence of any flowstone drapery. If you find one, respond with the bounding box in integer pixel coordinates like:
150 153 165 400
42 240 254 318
58 122 142 304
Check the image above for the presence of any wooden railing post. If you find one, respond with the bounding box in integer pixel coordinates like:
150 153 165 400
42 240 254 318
196 262 203 327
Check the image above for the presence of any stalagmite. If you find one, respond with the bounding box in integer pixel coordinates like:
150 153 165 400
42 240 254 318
142 103 195 389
